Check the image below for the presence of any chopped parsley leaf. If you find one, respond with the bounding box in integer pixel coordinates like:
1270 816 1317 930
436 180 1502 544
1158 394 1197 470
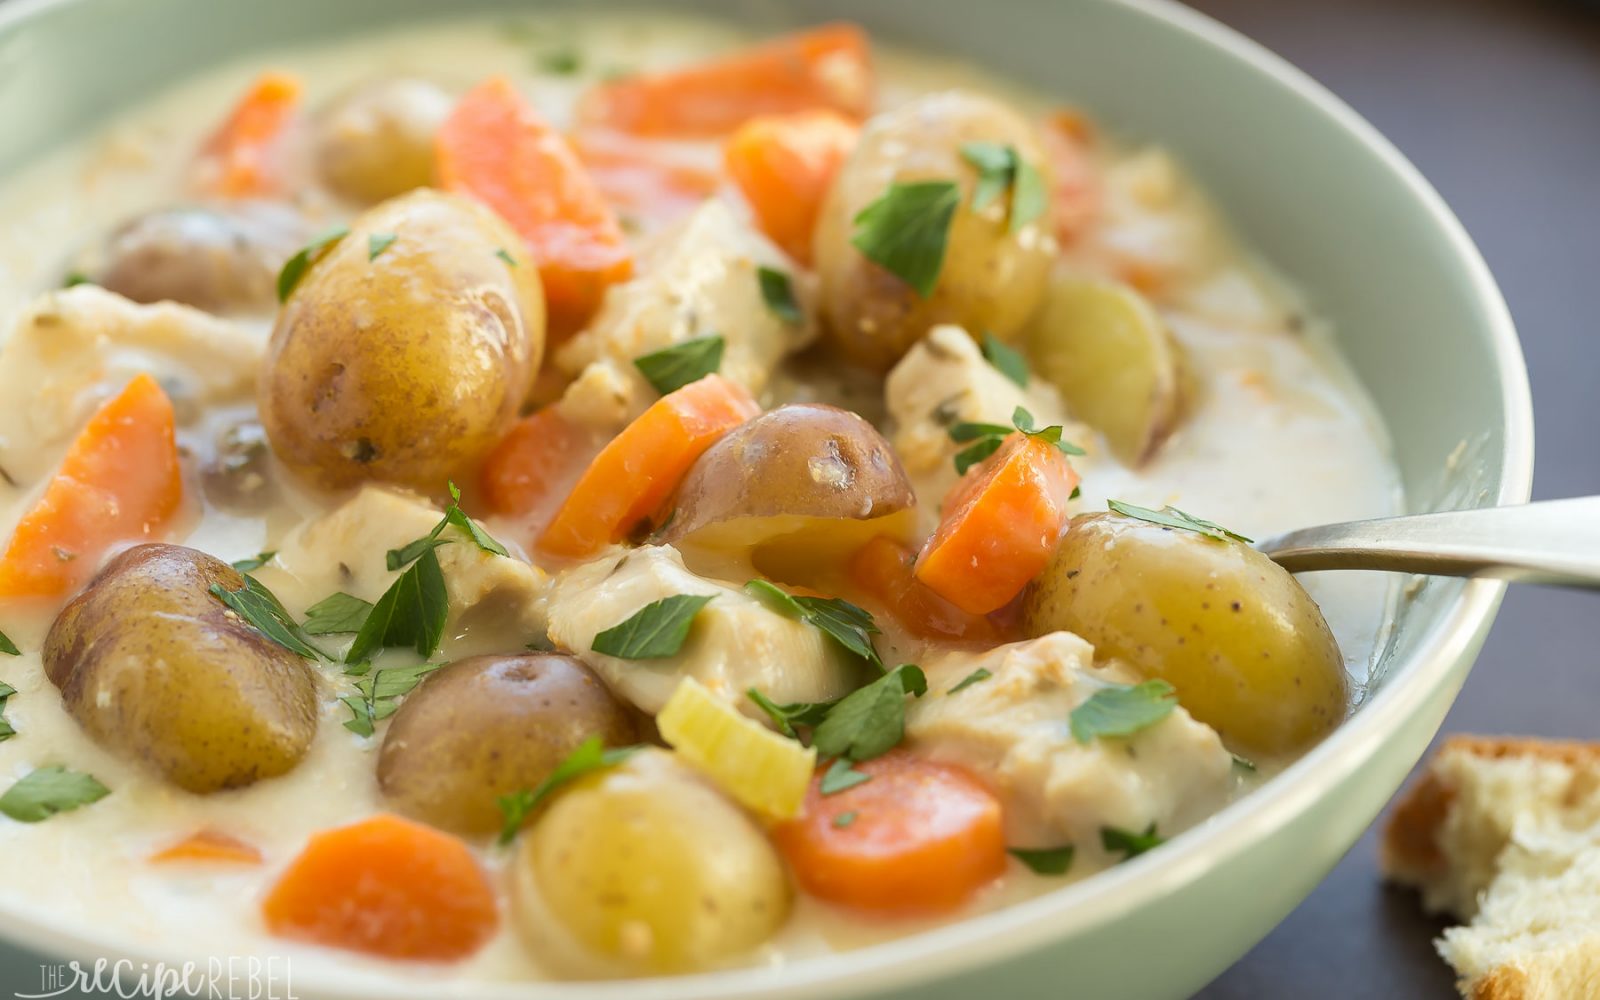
367 232 398 261
302 592 375 636
344 547 448 664
210 575 324 661
811 664 927 763
819 757 871 796
497 738 641 844
1106 500 1253 544
850 180 960 298
947 667 993 695
981 332 1029 387
591 594 714 660
0 766 109 822
1068 679 1179 745
1102 823 1165 859
633 335 725 396
277 225 349 303
1009 845 1075 875
757 266 803 323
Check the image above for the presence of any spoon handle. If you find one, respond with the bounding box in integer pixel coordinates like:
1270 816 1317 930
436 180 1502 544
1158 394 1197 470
1255 497 1600 589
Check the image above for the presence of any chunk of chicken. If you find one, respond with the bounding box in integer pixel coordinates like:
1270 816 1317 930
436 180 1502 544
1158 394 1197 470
546 545 861 718
885 325 1085 511
555 201 816 430
907 631 1233 855
265 486 550 635
0 286 263 483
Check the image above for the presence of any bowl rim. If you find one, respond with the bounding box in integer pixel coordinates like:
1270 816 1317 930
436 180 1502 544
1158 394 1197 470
0 0 1535 996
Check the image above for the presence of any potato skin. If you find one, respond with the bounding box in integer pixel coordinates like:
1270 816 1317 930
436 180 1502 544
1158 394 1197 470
97 202 308 314
315 78 453 204
259 189 545 491
42 543 319 794
1022 513 1348 756
377 653 637 836
814 90 1056 371
661 402 915 545
513 749 789 976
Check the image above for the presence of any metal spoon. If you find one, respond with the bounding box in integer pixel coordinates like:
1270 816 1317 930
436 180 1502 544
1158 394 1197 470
1254 496 1600 589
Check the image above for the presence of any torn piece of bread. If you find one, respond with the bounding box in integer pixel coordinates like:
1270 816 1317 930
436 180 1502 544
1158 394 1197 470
1381 735 1600 1000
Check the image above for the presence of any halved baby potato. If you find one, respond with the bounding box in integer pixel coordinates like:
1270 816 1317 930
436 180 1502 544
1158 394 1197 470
658 403 916 576
1024 276 1190 466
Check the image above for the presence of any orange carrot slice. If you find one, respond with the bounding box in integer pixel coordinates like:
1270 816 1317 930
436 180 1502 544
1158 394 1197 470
577 23 873 137
913 434 1079 615
193 71 302 198
0 374 182 601
437 75 633 336
772 749 1005 915
572 129 722 230
480 406 593 518
849 535 1002 643
724 109 859 263
539 375 759 559
150 830 263 866
1041 108 1101 245
261 814 497 961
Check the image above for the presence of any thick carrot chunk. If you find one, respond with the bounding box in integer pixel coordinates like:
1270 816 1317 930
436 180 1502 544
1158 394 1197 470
539 375 759 559
578 24 873 137
437 75 633 336
849 535 1001 643
914 434 1079 615
724 109 859 263
1041 108 1101 245
480 406 592 518
150 830 263 866
261 814 497 961
0 374 182 601
572 130 722 230
772 750 1005 915
193 72 302 198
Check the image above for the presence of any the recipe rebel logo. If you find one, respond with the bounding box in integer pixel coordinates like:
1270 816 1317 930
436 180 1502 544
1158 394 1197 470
16 957 296 1000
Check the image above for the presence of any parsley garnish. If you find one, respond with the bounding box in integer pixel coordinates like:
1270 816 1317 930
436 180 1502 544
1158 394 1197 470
591 594 714 659
850 180 960 298
960 142 1047 233
1102 823 1165 859
367 232 398 261
744 581 884 668
387 482 508 570
536 47 582 75
210 575 324 660
832 810 859 829
495 247 518 267
746 688 836 739
1009 845 1075 875
62 271 92 288
819 757 871 796
633 336 725 396
981 332 1029 387
341 660 445 737
230 551 276 572
949 406 1084 475
344 547 448 664
277 225 349 303
0 683 17 742
1069 679 1179 744
496 738 641 844
812 664 927 763
0 630 17 656
302 592 375 636
757 266 802 323
1106 501 1253 544
947 667 993 695
0 766 109 822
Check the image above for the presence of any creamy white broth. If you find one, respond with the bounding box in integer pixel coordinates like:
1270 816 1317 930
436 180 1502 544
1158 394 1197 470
0 10 1399 984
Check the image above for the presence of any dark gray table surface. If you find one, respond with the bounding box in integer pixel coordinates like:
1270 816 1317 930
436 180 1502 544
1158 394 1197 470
1184 0 1600 997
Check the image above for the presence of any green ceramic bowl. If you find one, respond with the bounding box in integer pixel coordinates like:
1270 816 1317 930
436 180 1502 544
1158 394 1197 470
0 0 1533 997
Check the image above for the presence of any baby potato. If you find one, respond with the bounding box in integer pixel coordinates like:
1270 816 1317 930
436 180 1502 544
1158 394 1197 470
660 403 916 574
96 202 308 314
813 90 1056 370
42 544 318 794
513 749 790 977
1024 276 1190 465
377 653 637 836
259 189 545 491
315 78 453 204
1022 513 1347 756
